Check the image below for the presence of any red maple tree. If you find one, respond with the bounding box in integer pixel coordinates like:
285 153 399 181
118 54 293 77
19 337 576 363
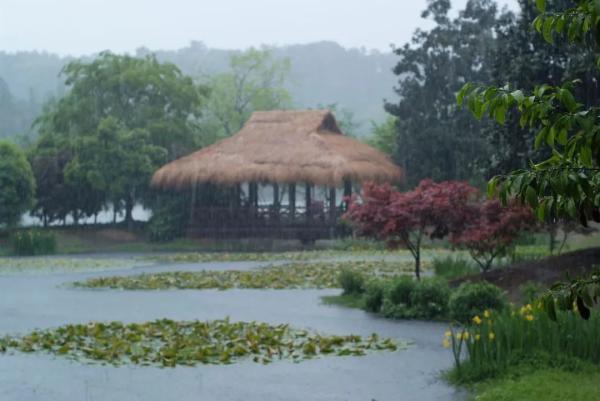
344 180 478 279
450 199 535 272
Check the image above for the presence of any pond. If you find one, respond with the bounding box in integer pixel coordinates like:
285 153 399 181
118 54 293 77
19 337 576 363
0 256 464 401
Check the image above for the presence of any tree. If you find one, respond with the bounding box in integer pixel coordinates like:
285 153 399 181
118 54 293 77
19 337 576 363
344 180 478 279
457 0 600 319
451 200 535 272
385 0 505 187
33 52 204 225
0 140 35 227
201 48 292 140
366 116 397 156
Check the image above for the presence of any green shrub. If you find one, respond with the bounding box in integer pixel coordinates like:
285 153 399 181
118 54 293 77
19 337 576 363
387 276 416 305
10 230 56 256
449 281 507 323
433 256 477 280
381 277 450 320
338 269 365 295
147 194 188 242
364 280 386 312
520 281 544 303
410 279 450 319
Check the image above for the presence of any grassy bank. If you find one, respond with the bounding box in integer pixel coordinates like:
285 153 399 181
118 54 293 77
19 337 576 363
472 368 600 401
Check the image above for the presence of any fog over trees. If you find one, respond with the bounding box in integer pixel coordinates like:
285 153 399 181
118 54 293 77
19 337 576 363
0 41 396 140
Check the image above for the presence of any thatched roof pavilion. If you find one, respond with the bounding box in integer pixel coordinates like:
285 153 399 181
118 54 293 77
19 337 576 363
152 110 402 188
151 110 402 240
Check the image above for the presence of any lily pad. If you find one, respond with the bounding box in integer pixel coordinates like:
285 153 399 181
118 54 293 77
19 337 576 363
75 260 423 290
143 250 413 264
0 319 403 367
0 257 139 275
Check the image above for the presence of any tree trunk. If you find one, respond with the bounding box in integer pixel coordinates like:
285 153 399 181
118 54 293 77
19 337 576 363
124 194 134 229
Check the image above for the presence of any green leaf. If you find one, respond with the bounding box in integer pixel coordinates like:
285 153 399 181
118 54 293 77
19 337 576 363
487 177 499 198
542 17 555 43
535 0 546 13
526 185 539 208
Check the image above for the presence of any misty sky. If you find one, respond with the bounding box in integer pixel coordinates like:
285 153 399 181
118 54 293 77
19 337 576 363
1 0 517 55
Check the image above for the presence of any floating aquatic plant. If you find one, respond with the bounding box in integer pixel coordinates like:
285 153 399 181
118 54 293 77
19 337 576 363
0 257 139 274
0 319 403 367
75 260 422 290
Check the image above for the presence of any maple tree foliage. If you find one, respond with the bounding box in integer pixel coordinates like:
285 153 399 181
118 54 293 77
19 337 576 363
450 199 535 272
344 180 478 279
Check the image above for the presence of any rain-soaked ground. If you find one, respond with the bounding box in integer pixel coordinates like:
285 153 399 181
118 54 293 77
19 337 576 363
0 256 465 401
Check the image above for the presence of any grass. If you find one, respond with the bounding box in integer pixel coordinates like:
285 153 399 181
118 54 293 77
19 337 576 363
472 368 600 401
0 318 402 367
432 256 478 280
74 260 418 290
322 294 364 309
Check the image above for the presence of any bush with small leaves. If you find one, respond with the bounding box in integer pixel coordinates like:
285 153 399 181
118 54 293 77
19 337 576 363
449 281 507 323
410 279 450 319
338 269 365 295
387 276 416 306
363 280 387 313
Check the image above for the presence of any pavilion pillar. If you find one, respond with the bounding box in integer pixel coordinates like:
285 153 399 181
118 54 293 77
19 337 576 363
288 183 296 219
329 187 336 221
189 182 197 223
272 183 280 216
305 183 312 220
343 179 352 211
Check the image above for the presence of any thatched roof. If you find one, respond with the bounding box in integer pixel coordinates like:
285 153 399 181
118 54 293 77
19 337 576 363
152 110 403 188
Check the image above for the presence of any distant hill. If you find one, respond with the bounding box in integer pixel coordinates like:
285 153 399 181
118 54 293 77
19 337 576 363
0 41 398 139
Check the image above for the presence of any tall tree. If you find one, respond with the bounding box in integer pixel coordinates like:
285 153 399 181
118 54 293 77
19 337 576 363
200 48 292 141
0 141 35 228
386 0 505 187
458 0 600 319
33 52 205 225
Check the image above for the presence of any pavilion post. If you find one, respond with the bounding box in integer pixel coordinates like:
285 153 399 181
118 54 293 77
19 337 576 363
189 182 197 223
288 183 296 219
343 179 352 211
305 183 312 220
329 187 336 221
272 183 280 215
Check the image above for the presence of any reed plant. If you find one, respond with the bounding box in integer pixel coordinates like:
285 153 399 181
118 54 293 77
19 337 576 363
445 303 600 382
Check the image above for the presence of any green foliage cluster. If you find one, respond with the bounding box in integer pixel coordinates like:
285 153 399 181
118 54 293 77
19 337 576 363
75 260 414 290
146 193 190 242
338 269 366 295
380 277 451 320
457 0 600 320
30 52 204 226
0 318 400 367
432 256 478 280
448 281 507 323
0 140 35 227
10 230 56 256
446 304 600 383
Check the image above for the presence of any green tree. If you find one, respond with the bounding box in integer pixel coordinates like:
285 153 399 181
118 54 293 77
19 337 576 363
0 141 35 227
457 0 600 319
385 0 503 187
33 52 204 225
366 116 397 155
201 48 292 140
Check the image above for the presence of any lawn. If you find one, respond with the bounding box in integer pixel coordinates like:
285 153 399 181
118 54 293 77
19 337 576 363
473 369 600 401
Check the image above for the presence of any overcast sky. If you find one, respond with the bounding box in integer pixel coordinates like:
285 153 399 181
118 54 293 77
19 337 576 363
1 0 518 56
